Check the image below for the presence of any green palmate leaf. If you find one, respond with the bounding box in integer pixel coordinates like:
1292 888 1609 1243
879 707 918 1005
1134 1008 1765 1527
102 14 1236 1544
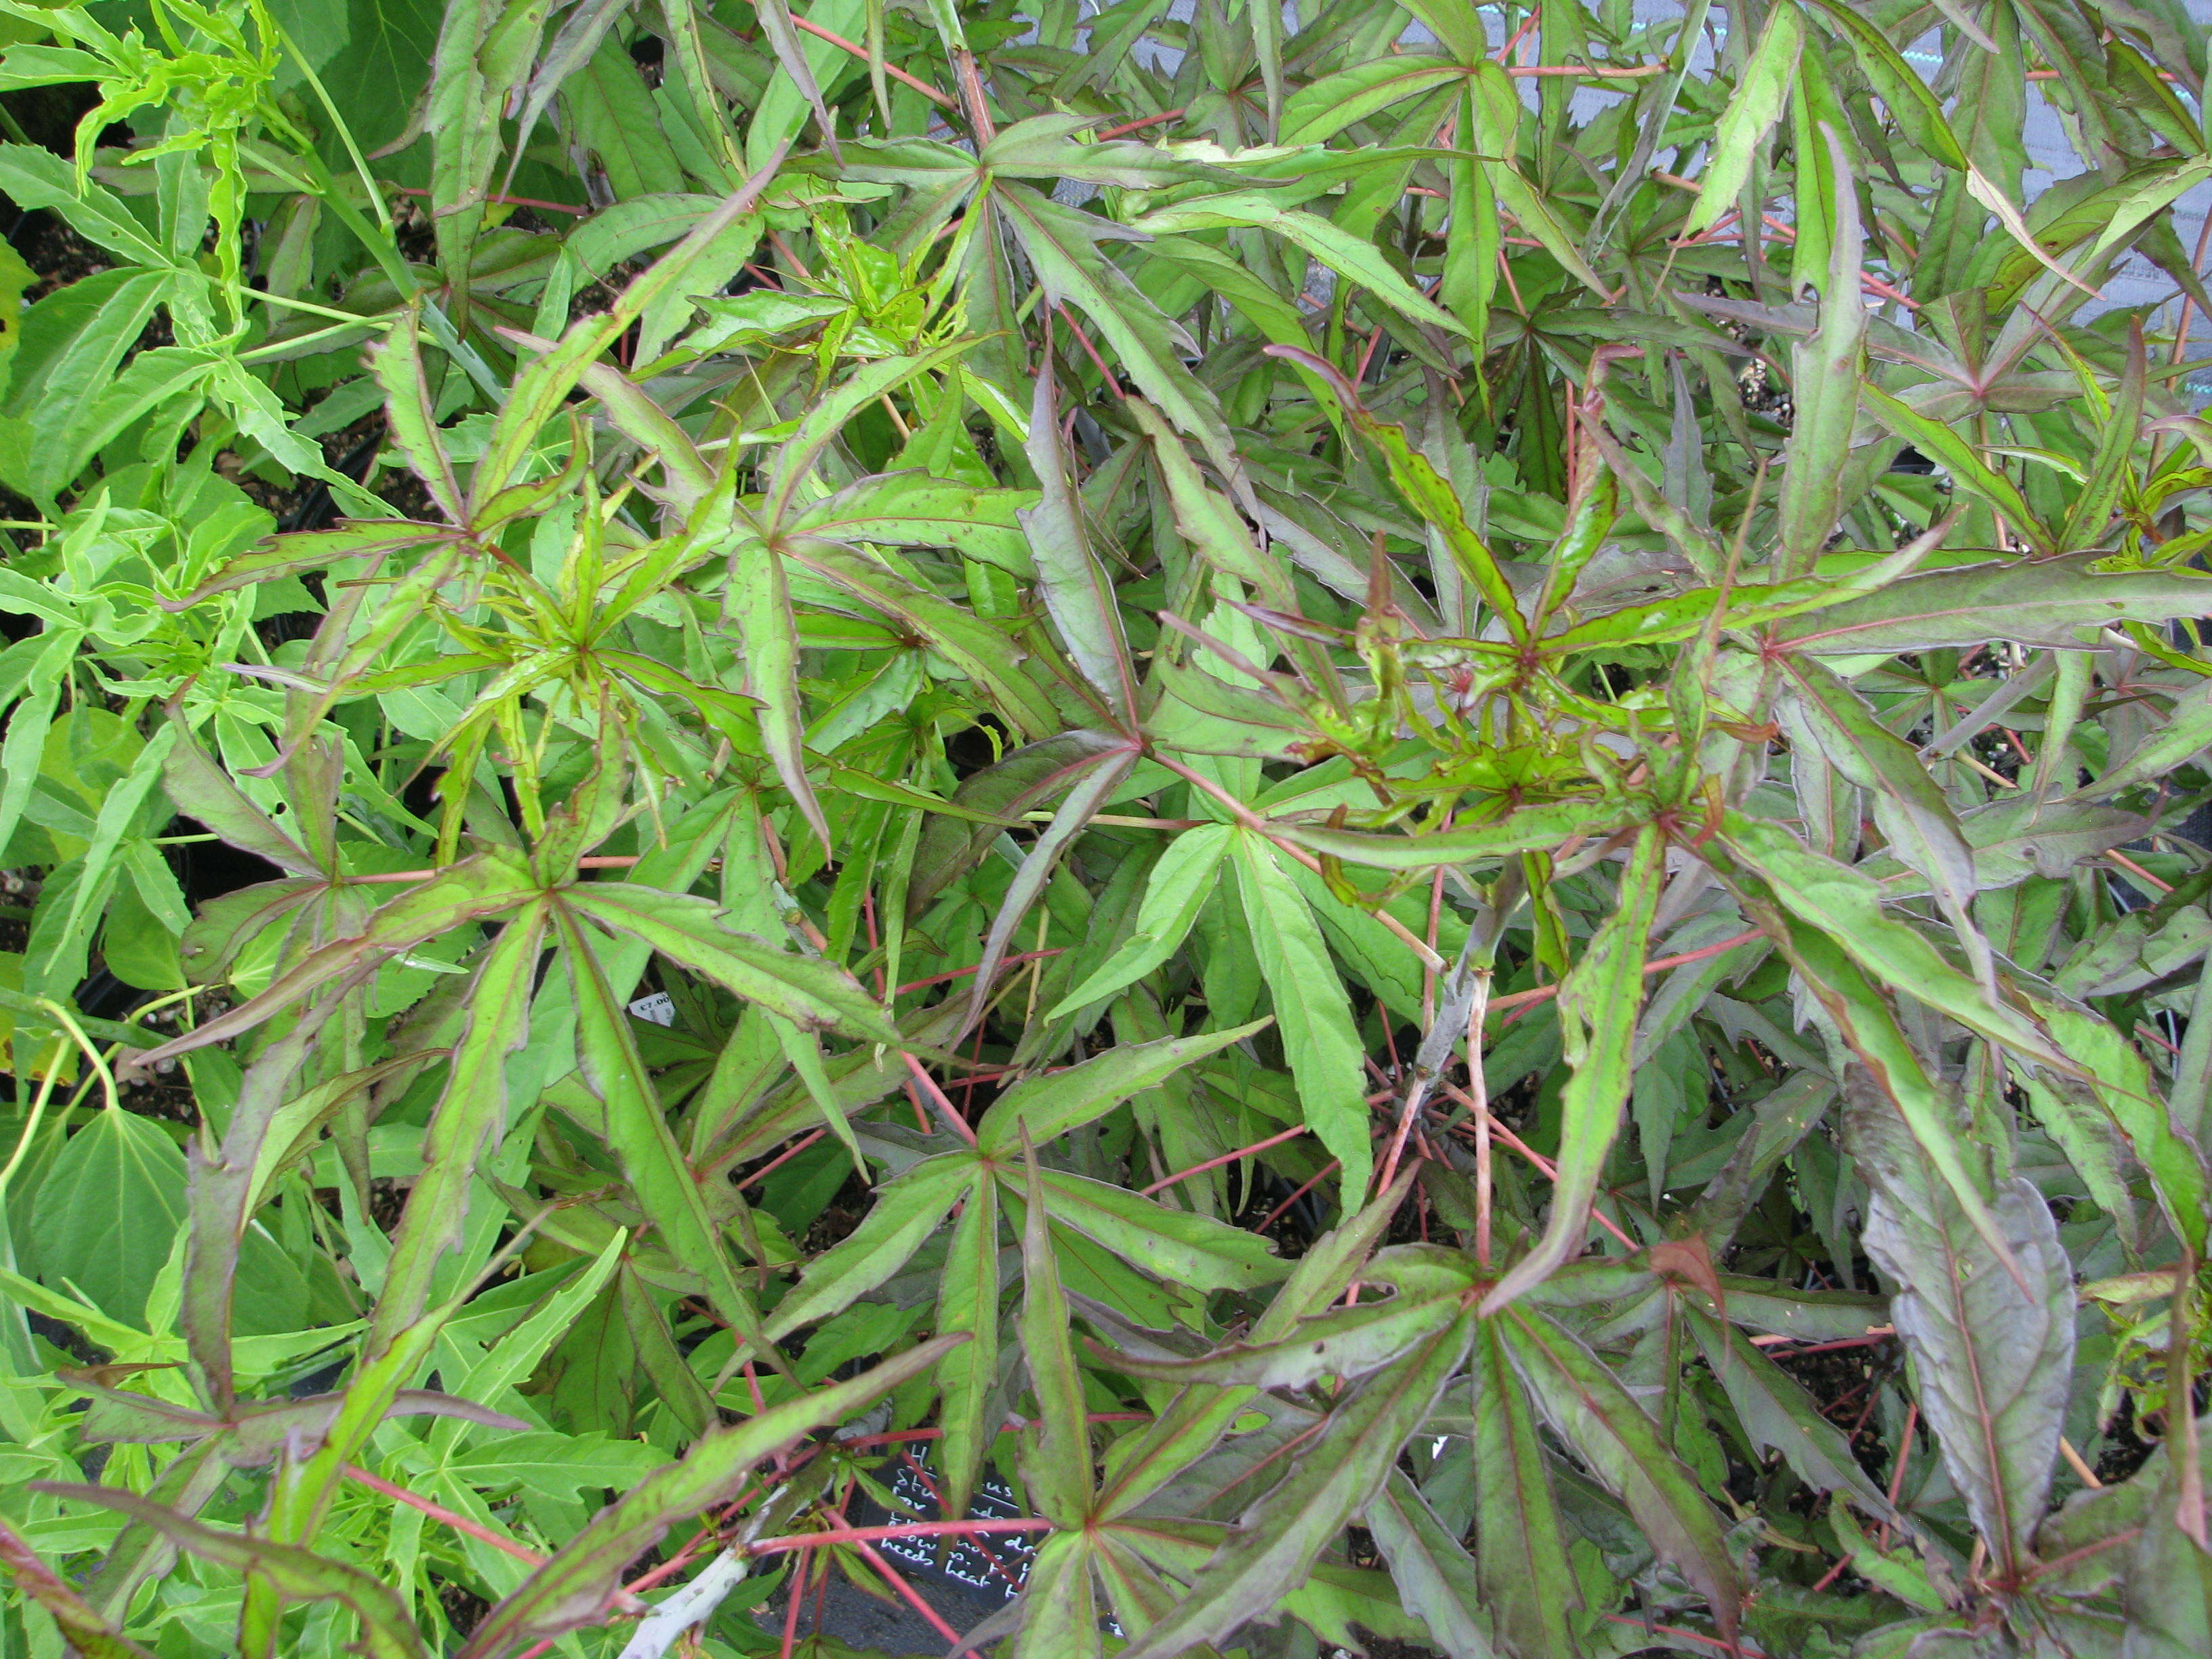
1091 1168 1420 1523
1717 813 2066 1069
453 1338 964 1657
471 176 771 510
36 721 178 999
36 1488 427 1659
787 539 1060 739
1139 233 1328 387
369 905 546 1349
746 0 842 167
170 520 457 605
1460 63 1609 296
1825 1504 1950 1615
2068 673 2212 803
731 533 829 852
1774 123 1869 575
553 901 777 1364
131 851 544 1065
1484 823 1662 1313
1023 1166 1284 1293
33 1106 186 1328
0 636 68 861
425 0 558 329
1123 398 1304 643
444 1232 628 1411
994 180 1245 495
1685 2 1802 234
0 144 171 270
33 346 222 499
1774 656 1992 989
186 1025 330 1407
447 1431 668 1502
246 1282 491 1631
1016 1530 1105 1659
1798 0 1966 171
561 884 901 1043
1047 824 1233 1017
1103 1245 1473 1389
2045 1006 2209 1253
759 343 977 528
1265 346 1525 640
983 115 1246 190
1860 384 2053 555
2020 1073 2145 1262
1747 905 2028 1275
1132 194 1470 342
978 1018 1267 1153
370 309 464 522
1230 829 1374 1201
787 472 1038 576
1279 58 1465 144
1843 1069 2074 1579
766 1155 977 1339
2060 322 2150 553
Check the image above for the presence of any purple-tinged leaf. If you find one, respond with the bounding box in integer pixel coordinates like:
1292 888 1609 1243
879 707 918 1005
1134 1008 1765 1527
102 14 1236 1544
0 1517 163 1658
1365 1471 1500 1659
962 740 1135 1031
39 1486 427 1658
369 311 464 523
1773 124 1866 576
1019 1130 1092 1525
131 851 544 1067
1466 1320 1587 1658
1500 1305 1743 1643
365 903 549 1351
553 901 777 1364
1774 553 2212 656
1111 1307 1475 1659
1844 1069 2074 1580
905 731 1128 918
1683 1306 1904 1523
1269 800 1613 872
456 1338 965 1657
563 884 903 1043
1021 366 1138 724
1483 824 1662 1313
934 1164 1002 1530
